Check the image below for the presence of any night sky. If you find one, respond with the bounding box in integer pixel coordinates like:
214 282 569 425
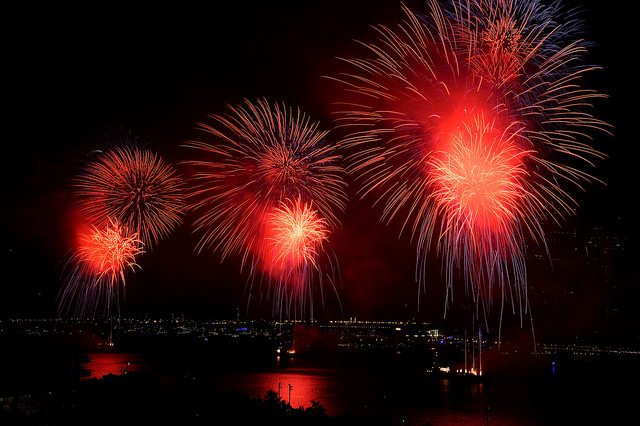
3 1 638 340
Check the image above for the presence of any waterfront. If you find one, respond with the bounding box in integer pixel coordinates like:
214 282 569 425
2 332 638 425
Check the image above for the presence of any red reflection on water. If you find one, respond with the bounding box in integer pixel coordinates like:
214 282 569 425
81 352 141 380
222 369 338 412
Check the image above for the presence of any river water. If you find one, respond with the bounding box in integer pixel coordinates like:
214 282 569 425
76 350 633 425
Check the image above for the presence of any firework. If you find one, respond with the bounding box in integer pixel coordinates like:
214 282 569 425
184 99 346 316
425 115 534 309
258 198 330 313
331 0 607 317
75 146 185 248
447 0 578 92
59 219 143 317
444 0 607 169
262 198 329 274
257 199 336 318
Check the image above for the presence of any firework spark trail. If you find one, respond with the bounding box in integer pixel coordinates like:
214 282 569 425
424 115 533 313
258 198 330 314
447 0 580 93
444 0 608 192
59 219 143 318
184 99 346 317
75 146 185 249
262 198 329 273
331 0 608 321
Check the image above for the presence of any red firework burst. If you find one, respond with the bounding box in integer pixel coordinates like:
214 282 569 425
261 198 329 281
76 146 185 248
184 99 346 317
331 0 607 317
427 115 533 305
59 219 143 317
429 118 528 234
257 199 331 314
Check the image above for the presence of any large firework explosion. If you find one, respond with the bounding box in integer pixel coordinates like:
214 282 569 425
184 98 346 317
331 0 608 321
259 198 331 314
75 146 185 249
61 144 183 317
261 198 329 276
59 219 143 317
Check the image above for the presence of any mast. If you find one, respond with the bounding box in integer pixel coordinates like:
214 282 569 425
479 327 483 375
108 316 113 347
472 316 476 372
464 328 468 374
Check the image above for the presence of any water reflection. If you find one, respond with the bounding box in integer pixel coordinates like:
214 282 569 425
71 353 573 424
81 352 142 380
221 369 338 412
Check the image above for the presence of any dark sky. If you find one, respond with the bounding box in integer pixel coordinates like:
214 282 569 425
3 1 638 339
